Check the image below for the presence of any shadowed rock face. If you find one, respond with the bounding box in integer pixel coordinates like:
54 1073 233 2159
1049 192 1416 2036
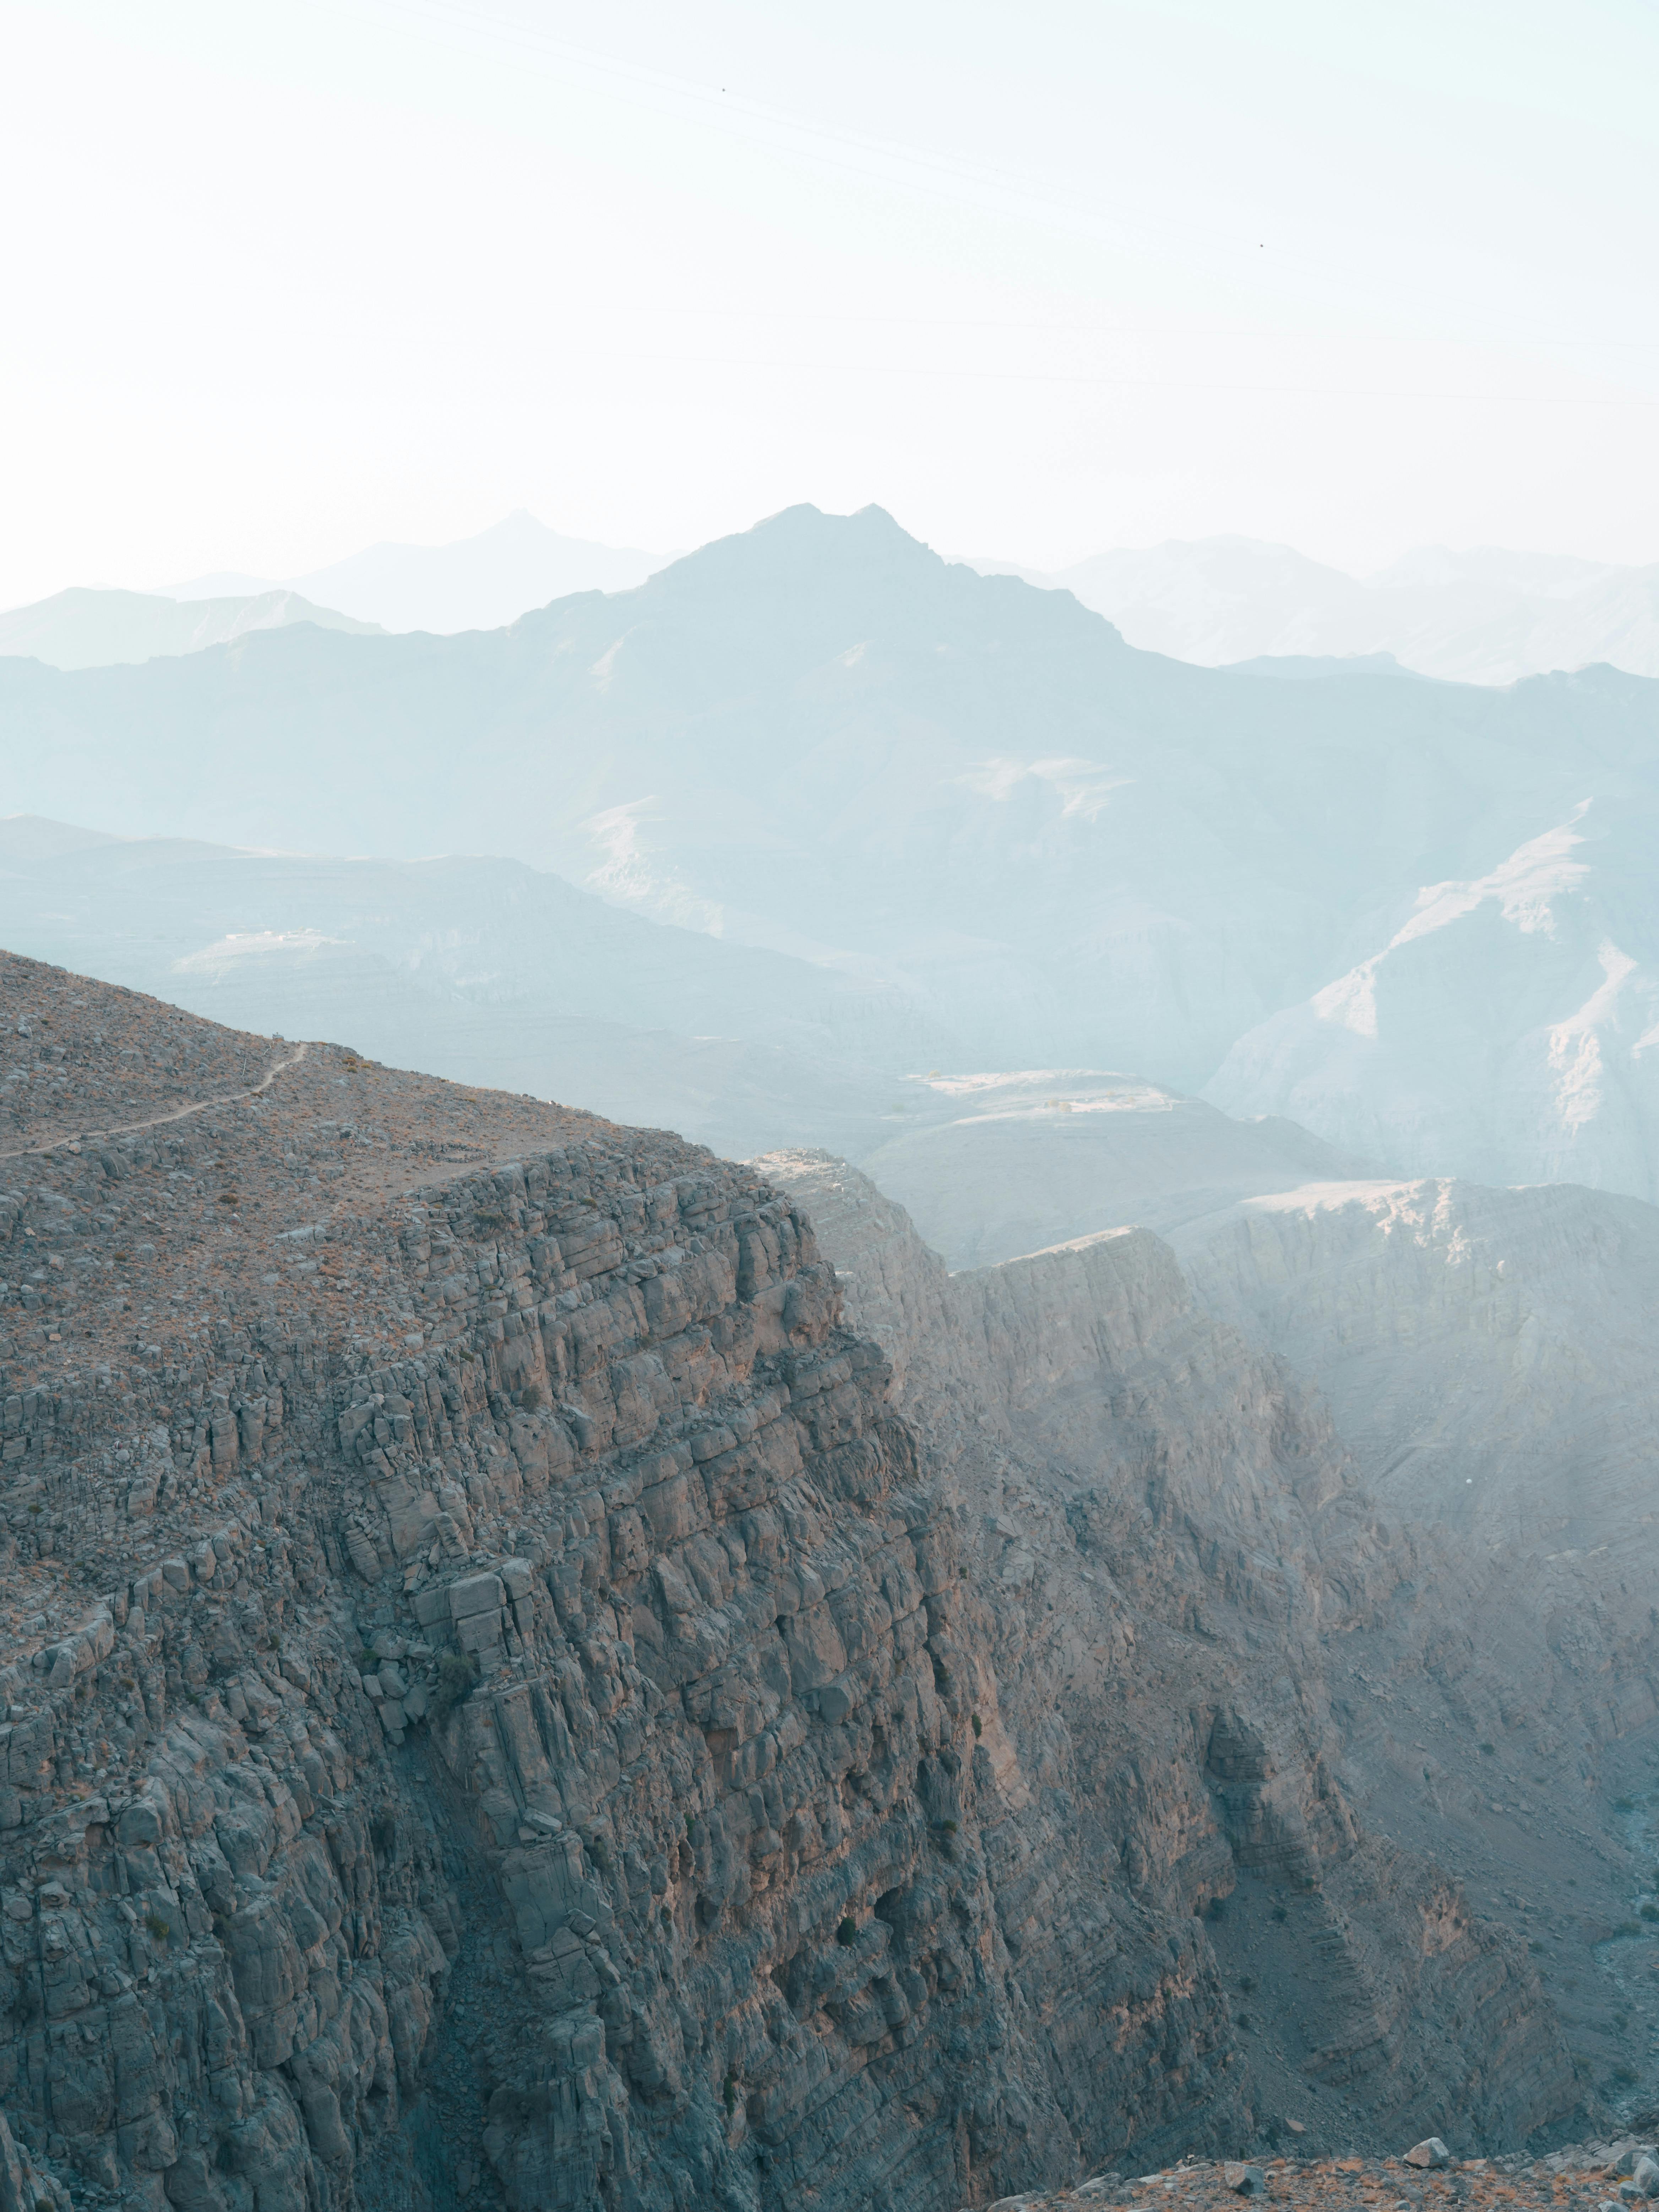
0 958 1636 2212
1169 1174 1659 1549
755 1151 1659 2166
0 957 1258 2212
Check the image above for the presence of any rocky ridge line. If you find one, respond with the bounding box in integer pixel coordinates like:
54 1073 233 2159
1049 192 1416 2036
0 956 1647 2212
0 957 1307 2212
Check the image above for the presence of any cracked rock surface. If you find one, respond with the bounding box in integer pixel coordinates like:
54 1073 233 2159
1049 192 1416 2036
0 958 1649 2212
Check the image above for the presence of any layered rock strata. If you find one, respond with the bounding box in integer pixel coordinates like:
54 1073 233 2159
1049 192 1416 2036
0 954 1626 2212
756 1152 1624 2162
0 961 1280 2211
1170 1175 1659 1548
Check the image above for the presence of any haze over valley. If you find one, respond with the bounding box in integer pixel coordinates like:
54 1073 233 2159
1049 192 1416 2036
7 504 1656 1201
5 5 1659 2211
975 539 1659 686
10 514 1659 685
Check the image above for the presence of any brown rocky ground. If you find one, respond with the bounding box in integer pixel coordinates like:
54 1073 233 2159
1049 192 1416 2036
0 948 599 1371
0 949 617 1623
995 2136 1659 2212
0 951 1654 2212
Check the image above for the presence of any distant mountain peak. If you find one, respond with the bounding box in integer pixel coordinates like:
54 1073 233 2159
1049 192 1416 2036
0 585 380 671
959 531 1659 683
151 514 671 634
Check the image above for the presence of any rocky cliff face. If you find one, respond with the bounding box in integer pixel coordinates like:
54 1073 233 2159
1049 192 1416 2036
770 1149 1659 2141
0 960 1287 2212
0 957 1641 2212
1170 1175 1659 1549
754 1153 1596 2164
1160 1173 1659 2124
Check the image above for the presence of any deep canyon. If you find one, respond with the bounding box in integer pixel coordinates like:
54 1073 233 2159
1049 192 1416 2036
0 953 1654 2212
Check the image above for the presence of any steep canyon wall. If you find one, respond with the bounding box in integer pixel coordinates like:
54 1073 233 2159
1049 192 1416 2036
0 959 1641 2212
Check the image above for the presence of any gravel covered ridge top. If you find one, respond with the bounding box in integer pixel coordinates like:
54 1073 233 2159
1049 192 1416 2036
0 946 637 1395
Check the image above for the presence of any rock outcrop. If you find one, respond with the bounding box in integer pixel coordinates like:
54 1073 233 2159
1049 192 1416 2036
0 960 1294 2211
755 1152 1595 2164
1170 1175 1659 1548
0 956 1644 2212
1203 796 1659 1205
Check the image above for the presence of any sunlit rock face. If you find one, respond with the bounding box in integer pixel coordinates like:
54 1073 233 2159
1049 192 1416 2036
1206 798 1659 1203
1171 1172 1659 1549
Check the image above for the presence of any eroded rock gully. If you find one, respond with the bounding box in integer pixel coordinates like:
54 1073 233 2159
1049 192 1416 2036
755 1153 1659 2173
0 955 1639 2212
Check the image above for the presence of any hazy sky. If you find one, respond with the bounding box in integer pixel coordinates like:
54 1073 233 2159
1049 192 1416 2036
6 0 1659 605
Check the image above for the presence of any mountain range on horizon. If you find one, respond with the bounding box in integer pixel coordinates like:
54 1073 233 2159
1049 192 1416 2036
2 500 1655 1209
0 584 384 672
14 6 1659 2202
4 506 1659 680
159 507 670 635
5 507 1659 2210
973 533 1659 684
0 514 671 669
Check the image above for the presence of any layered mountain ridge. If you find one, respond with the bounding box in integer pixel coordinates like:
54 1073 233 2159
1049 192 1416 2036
4 503 1657 1202
2 950 1653 2212
969 538 1659 687
1170 1173 1659 1550
0 590 381 672
0 815 939 1163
